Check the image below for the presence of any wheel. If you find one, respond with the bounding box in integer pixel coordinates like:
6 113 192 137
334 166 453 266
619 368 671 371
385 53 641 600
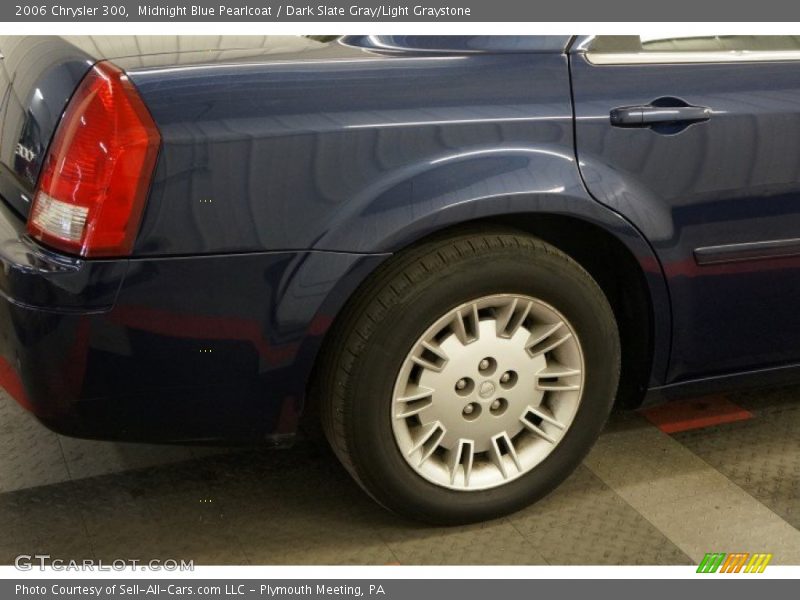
319 230 620 524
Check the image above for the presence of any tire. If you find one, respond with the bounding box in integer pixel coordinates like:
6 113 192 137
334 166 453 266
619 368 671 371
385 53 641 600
318 230 620 524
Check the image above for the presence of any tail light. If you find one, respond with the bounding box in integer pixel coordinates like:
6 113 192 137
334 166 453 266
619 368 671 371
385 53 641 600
28 61 160 258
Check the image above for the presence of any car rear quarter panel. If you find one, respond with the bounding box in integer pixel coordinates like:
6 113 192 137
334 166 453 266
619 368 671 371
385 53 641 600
127 46 571 254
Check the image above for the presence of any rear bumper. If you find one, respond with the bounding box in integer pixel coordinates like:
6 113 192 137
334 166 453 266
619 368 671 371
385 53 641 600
0 200 127 425
0 200 387 443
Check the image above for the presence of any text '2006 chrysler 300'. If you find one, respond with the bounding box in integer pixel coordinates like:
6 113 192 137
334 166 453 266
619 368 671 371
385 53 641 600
2 34 800 523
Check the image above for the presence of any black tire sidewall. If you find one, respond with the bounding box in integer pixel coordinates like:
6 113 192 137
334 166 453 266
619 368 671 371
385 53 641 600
346 244 620 524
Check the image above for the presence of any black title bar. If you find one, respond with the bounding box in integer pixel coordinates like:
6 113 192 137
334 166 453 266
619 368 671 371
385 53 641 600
4 0 800 22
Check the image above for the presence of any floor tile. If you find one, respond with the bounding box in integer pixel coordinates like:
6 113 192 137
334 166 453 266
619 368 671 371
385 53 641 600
587 413 800 563
59 436 195 481
509 465 691 565
675 402 800 531
380 519 548 565
0 392 70 493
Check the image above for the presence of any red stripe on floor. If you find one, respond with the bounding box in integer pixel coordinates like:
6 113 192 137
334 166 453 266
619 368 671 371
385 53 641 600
639 395 754 434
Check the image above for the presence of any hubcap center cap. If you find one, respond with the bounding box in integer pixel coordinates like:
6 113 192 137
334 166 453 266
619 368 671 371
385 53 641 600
478 381 496 399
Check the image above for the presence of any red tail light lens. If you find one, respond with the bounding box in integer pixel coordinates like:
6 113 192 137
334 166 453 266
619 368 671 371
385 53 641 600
28 61 160 257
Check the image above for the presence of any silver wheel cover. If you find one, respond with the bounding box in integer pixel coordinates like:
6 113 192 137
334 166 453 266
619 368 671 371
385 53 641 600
391 294 585 491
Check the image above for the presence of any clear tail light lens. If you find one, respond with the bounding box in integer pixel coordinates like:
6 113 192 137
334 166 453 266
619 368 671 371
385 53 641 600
28 61 160 257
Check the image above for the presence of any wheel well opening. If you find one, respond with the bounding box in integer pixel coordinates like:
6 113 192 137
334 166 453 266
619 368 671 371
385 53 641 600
484 213 655 409
305 213 656 431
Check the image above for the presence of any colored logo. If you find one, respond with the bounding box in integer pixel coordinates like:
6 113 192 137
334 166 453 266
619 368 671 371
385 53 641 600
697 552 772 573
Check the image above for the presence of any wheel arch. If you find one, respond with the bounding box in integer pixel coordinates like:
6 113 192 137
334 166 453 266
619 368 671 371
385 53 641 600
484 213 659 409
303 207 669 428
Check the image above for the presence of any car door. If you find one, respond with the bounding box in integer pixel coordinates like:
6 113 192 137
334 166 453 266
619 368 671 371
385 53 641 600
570 35 800 384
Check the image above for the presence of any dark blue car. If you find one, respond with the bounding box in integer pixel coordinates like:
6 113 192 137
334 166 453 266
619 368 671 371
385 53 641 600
2 34 799 523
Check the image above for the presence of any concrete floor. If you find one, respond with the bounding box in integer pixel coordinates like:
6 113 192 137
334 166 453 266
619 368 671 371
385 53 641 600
0 385 798 565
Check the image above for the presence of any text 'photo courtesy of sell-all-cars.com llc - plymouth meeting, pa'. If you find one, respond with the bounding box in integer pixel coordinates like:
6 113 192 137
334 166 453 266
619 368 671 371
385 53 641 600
2 34 800 525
